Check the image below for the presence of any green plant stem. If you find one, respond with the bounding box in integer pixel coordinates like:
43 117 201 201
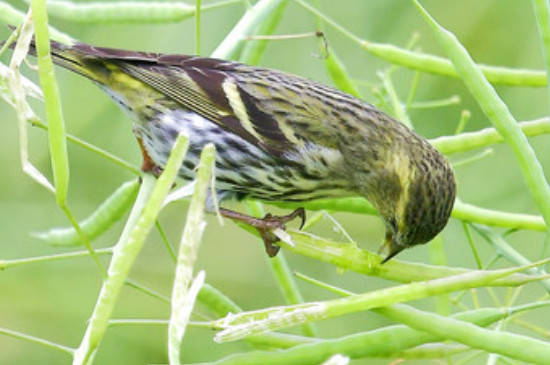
32 120 140 174
33 179 139 246
0 250 314 351
295 0 547 87
532 0 550 104
413 0 550 230
72 135 188 365
8 17 54 192
28 0 106 276
196 305 530 364
380 70 411 127
324 48 362 98
270 254 317 337
0 2 73 43
472 224 550 291
452 149 494 168
0 327 74 355
0 248 112 270
409 95 460 109
195 0 202 55
197 284 315 349
41 0 240 24
168 144 215 364
264 230 539 286
125 279 170 304
71 174 154 365
379 303 550 364
269 198 547 232
244 200 316 338
60 205 106 277
211 0 286 59
30 0 69 206
452 200 546 232
431 118 550 155
395 344 470 359
238 0 288 65
212 263 543 342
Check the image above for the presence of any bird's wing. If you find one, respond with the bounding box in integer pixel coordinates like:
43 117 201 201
67 43 341 155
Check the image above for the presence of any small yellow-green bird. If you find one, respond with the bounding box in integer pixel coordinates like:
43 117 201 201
19 39 456 262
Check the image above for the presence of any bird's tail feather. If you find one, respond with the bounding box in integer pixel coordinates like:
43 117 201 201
3 36 106 84
29 39 103 81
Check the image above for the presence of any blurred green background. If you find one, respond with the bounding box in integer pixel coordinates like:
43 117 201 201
1 0 549 364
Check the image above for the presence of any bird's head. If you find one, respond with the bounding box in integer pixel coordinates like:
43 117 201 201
356 142 456 263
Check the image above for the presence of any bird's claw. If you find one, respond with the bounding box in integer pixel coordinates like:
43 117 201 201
254 208 306 257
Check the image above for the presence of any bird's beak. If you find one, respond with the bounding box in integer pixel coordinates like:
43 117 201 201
379 236 405 264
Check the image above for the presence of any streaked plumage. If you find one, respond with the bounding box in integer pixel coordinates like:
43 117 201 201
22 40 456 261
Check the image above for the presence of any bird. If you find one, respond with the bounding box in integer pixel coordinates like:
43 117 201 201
14 38 456 262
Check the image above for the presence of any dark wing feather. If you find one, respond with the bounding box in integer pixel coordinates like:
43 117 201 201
67 43 338 155
121 60 299 155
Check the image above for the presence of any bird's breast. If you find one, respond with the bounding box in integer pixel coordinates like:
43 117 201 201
134 110 351 202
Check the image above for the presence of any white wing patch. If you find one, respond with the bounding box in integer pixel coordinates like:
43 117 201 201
222 79 263 142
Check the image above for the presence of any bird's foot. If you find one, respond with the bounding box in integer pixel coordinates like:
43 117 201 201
136 137 164 177
219 207 306 257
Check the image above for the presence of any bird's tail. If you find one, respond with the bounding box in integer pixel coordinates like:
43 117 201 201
5 37 110 85
34 39 107 82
